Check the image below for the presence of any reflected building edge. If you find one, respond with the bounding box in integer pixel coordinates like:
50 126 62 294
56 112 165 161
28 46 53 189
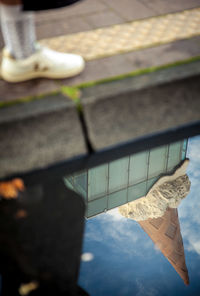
64 139 190 285
139 208 189 285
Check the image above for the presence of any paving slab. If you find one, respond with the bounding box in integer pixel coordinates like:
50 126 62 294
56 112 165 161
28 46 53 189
59 36 200 86
83 10 124 29
0 94 87 178
81 62 200 150
140 0 200 14
35 17 92 39
103 0 157 21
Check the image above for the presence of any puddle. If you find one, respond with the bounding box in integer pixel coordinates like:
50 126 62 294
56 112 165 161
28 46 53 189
64 136 200 295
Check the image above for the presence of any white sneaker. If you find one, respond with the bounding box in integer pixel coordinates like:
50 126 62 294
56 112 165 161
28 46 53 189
1 44 85 83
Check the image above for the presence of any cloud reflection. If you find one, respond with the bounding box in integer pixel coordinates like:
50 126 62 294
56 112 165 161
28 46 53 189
179 136 200 256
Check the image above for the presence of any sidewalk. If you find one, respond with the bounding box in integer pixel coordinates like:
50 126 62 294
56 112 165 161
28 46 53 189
0 0 200 179
0 0 200 103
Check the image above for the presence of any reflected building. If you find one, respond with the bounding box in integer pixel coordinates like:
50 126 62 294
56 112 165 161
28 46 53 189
64 139 190 285
64 140 188 218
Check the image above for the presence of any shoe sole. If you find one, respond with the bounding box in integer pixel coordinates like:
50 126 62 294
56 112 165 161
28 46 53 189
1 63 85 83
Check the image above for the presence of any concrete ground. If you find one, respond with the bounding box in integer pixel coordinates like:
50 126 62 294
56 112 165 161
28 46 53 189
0 0 200 179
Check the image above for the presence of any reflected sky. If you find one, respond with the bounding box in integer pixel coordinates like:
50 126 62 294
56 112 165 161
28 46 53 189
78 136 200 296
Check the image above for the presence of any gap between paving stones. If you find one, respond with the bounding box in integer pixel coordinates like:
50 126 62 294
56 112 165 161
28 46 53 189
60 55 200 154
61 86 94 153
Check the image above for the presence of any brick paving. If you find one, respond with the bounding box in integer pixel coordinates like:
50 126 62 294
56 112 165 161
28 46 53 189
0 0 200 102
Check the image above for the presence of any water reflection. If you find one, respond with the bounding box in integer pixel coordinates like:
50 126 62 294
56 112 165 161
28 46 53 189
118 159 190 221
64 138 197 295
64 140 187 218
119 159 190 285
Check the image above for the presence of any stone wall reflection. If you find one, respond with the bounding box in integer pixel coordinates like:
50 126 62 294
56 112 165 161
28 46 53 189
119 159 191 285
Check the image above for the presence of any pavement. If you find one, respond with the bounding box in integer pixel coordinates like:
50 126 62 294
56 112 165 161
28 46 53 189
0 0 200 179
0 0 200 102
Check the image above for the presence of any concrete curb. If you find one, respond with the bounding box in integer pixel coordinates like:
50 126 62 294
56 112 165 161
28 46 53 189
0 94 87 178
81 61 200 150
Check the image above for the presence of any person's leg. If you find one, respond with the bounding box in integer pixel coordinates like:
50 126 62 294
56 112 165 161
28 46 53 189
0 0 85 82
0 2 36 59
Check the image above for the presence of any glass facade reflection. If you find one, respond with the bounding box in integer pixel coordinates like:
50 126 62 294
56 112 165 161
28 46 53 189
64 140 188 218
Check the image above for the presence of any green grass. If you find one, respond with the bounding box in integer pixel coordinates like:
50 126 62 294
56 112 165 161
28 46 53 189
61 86 83 112
61 86 81 100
